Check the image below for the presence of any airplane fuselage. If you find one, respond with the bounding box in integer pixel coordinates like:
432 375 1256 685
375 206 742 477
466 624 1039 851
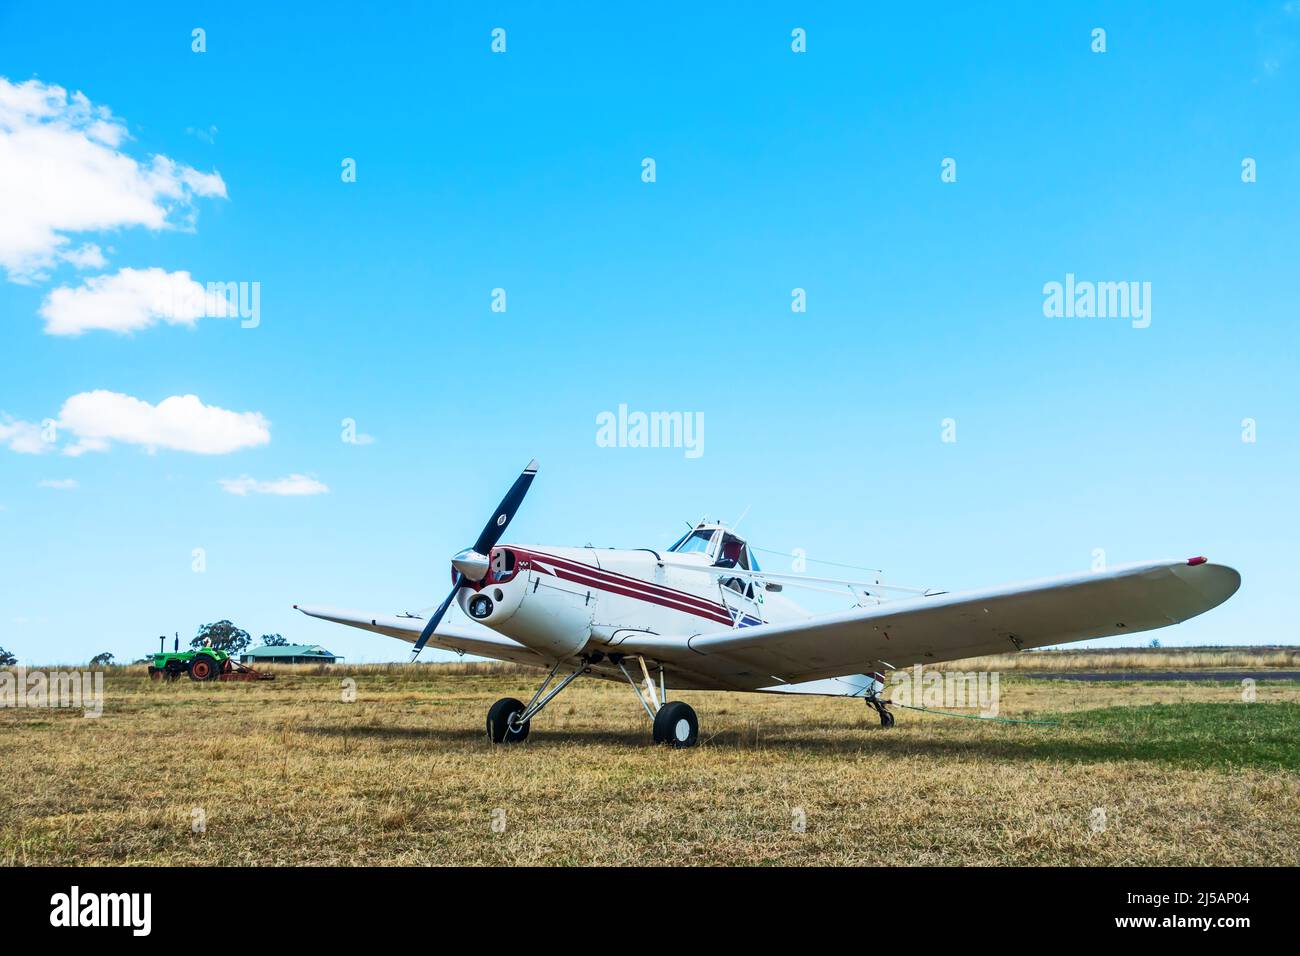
458 544 809 659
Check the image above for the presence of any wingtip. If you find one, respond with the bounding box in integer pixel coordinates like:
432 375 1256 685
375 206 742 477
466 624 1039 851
525 458 539 473
1171 559 1241 613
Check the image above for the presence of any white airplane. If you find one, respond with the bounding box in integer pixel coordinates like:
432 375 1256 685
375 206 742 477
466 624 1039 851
296 460 1240 747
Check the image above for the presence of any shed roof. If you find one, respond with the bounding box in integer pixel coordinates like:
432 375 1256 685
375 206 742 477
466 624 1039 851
242 644 336 658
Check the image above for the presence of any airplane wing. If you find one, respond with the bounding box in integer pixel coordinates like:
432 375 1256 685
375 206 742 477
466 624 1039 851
292 603 735 689
292 605 551 669
615 559 1241 690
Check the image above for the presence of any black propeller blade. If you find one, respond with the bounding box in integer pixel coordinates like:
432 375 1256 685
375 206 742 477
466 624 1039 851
410 573 464 659
471 458 538 555
410 459 538 660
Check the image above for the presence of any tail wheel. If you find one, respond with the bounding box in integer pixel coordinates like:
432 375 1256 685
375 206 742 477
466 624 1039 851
867 697 895 728
653 701 699 748
189 656 216 681
486 697 530 744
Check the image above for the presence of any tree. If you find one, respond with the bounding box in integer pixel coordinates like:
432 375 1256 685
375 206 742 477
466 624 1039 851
0 646 15 666
260 634 289 646
192 621 252 655
89 652 114 667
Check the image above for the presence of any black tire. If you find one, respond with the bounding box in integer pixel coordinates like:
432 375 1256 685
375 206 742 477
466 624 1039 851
653 701 698 748
189 655 217 681
486 697 530 744
880 707 895 729
148 667 163 683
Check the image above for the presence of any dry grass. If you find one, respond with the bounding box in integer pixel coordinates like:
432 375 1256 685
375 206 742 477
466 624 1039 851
1 662 1297 866
103 645 1300 681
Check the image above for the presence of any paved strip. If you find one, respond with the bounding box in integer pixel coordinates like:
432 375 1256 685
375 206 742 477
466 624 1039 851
1020 670 1300 682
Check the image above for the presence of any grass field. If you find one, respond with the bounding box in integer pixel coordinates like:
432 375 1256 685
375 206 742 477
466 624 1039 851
2 654 1298 866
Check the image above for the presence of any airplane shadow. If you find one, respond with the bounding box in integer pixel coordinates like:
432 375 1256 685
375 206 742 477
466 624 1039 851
302 718 1285 771
306 723 652 748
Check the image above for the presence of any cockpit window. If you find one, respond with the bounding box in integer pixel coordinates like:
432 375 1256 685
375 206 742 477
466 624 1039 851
668 529 715 555
714 533 758 570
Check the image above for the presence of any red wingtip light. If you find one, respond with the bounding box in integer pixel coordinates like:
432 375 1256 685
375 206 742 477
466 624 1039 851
1187 556 1208 566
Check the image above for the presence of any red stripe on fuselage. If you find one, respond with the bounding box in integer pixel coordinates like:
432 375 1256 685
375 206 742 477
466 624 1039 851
514 548 726 613
513 548 737 626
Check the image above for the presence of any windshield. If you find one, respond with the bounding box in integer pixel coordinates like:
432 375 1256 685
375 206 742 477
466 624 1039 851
668 529 715 555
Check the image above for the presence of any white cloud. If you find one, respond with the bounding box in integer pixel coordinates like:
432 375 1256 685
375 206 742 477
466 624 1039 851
38 478 78 490
0 416 52 454
219 474 329 496
60 243 107 269
0 76 227 282
3 392 274 457
56 391 270 455
40 267 237 336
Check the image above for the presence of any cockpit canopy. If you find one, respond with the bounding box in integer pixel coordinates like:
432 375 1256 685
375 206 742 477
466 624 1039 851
667 523 759 571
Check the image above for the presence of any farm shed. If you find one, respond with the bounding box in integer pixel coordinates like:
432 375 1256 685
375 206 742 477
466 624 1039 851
240 644 341 664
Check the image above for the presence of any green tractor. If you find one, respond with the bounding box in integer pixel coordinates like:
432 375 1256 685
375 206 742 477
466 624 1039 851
148 636 273 682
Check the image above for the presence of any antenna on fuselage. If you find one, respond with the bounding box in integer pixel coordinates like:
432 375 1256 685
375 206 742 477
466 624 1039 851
731 504 753 535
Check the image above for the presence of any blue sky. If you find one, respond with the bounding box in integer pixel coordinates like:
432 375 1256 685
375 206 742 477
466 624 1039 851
1 2 1297 664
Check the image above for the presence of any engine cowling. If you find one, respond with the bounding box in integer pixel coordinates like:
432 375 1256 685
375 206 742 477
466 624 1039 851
457 549 593 659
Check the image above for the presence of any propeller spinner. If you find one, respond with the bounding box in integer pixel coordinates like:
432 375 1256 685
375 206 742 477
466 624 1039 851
410 459 538 660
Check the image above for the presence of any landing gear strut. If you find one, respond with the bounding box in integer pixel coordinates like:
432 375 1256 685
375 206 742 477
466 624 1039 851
486 660 588 745
615 654 698 747
485 654 700 747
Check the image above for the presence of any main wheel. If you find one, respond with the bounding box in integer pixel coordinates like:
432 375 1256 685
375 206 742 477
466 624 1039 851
486 697 530 744
653 701 698 748
189 655 217 681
